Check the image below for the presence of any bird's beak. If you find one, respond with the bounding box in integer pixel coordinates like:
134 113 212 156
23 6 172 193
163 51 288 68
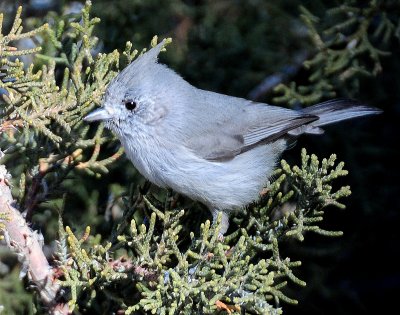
84 108 112 122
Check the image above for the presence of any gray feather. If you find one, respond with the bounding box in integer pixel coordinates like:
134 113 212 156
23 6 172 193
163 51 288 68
301 99 382 127
182 91 320 161
184 97 381 162
186 132 244 161
242 115 318 147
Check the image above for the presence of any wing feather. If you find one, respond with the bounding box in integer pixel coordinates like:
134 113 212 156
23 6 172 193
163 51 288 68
186 110 317 161
182 93 379 162
242 116 317 147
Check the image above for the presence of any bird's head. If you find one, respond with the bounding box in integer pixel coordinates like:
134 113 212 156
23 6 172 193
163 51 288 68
84 39 184 138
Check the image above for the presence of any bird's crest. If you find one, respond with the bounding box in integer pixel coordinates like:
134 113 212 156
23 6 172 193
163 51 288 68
116 38 170 84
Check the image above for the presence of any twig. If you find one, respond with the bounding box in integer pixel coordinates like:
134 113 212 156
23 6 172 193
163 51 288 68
0 165 68 314
23 170 46 221
247 51 309 101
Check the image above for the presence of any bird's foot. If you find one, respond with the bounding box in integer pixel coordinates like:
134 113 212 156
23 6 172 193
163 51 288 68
211 209 229 238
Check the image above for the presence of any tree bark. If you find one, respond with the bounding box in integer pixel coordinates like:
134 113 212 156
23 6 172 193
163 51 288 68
0 165 68 314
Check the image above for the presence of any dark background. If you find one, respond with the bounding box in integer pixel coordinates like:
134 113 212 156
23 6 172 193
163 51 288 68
1 0 399 314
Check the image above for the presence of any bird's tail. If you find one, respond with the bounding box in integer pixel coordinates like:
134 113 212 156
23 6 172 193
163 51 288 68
288 99 382 136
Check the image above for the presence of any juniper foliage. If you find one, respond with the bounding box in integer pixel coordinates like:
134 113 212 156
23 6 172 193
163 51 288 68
0 1 390 314
273 0 400 105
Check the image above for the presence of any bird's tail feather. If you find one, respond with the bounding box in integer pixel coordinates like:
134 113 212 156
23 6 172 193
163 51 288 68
288 99 382 136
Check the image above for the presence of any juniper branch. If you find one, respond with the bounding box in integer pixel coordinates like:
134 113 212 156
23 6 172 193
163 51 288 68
0 165 68 314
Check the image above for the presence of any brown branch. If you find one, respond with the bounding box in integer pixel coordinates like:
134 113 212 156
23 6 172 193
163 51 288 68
23 149 84 221
247 51 309 101
23 170 45 221
0 166 69 314
108 257 159 282
0 119 24 133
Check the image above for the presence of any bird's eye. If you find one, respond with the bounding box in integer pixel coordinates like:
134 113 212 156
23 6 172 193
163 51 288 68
124 100 137 111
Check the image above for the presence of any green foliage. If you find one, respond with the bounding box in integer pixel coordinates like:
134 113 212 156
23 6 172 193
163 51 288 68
0 266 35 315
0 1 384 314
55 148 348 314
0 1 132 227
0 2 131 312
273 0 400 105
0 212 7 240
231 149 349 248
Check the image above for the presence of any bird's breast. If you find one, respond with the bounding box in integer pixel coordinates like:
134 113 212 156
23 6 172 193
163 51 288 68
120 134 176 188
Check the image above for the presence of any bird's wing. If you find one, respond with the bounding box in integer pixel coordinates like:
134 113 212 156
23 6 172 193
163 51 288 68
185 105 318 161
240 115 318 148
185 131 244 161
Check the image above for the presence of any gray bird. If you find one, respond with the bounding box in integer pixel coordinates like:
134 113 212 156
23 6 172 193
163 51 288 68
84 40 381 235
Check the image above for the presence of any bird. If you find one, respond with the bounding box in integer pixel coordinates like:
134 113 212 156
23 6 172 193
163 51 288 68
84 40 381 235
